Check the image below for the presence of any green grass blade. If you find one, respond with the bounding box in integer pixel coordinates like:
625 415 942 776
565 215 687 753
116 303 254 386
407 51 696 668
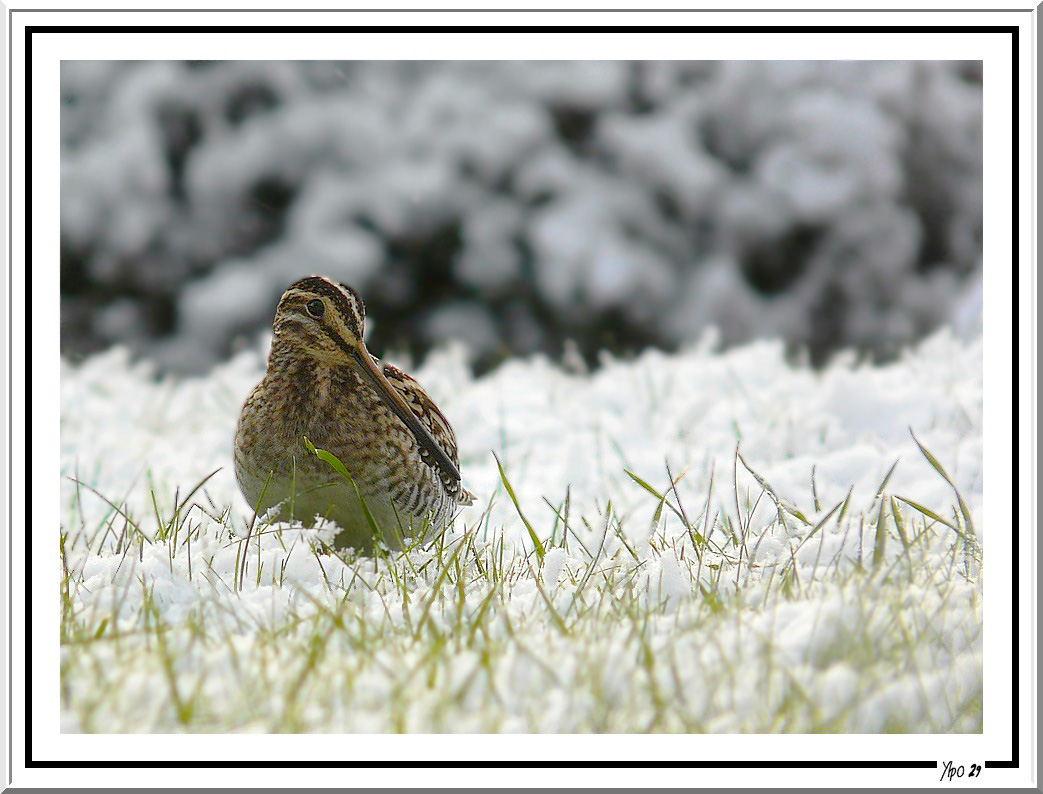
875 458 901 499
736 449 811 525
893 495 959 533
625 468 672 535
909 429 977 539
872 493 888 570
625 468 665 501
304 436 381 543
492 452 545 562
889 495 910 552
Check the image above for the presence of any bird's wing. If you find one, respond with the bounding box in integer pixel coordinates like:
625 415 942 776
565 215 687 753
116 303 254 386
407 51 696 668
380 361 462 474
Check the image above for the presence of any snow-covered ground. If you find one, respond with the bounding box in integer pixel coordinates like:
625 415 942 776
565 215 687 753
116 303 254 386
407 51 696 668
59 325 982 733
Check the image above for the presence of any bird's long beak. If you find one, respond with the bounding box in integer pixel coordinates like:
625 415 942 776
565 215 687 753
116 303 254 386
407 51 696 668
348 347 461 483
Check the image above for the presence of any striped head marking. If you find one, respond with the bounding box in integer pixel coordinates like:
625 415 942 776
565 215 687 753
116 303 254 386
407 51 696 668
274 276 367 357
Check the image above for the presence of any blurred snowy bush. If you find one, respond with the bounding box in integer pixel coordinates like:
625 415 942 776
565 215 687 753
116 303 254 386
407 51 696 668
60 60 982 373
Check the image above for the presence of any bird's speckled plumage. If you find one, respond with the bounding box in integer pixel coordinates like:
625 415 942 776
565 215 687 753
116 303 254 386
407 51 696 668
234 276 473 551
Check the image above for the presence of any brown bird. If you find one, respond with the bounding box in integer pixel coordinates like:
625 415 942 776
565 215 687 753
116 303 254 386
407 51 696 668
234 276 474 551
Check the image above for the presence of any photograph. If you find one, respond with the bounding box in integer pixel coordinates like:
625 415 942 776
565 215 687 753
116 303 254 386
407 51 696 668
56 57 988 739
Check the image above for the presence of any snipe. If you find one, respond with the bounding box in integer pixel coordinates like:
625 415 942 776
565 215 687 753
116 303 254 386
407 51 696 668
234 276 474 551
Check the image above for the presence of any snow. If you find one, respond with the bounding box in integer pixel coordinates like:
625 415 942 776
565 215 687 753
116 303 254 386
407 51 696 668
60 61 982 372
59 325 983 732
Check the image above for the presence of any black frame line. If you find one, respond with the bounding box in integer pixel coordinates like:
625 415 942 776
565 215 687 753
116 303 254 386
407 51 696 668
16 13 1022 777
6 6 1040 11
5 5 9 790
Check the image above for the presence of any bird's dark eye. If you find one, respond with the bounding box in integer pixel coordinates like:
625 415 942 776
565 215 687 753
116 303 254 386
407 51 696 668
306 299 325 318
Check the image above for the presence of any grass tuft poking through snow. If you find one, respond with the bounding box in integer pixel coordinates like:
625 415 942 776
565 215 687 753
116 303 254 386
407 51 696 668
59 330 982 733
